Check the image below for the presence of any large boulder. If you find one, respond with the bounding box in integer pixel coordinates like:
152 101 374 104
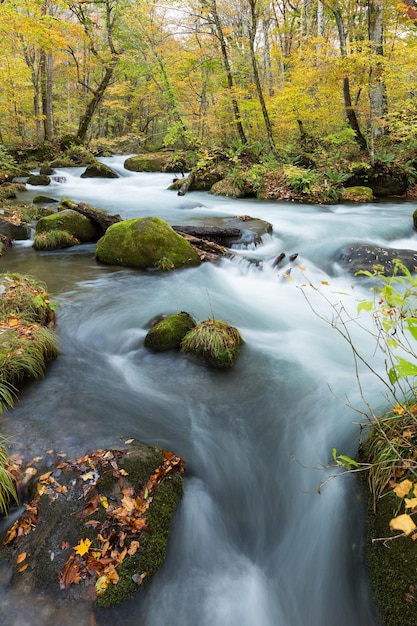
144 312 196 351
124 153 168 172
335 244 417 275
341 186 374 202
80 162 118 179
95 217 201 270
35 209 99 242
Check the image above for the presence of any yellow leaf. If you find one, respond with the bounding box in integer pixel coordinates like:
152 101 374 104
81 471 95 481
405 497 417 510
124 439 134 444
100 496 109 509
74 538 92 556
389 514 417 536
128 541 140 556
321 281 329 285
393 479 413 498
120 469 128 476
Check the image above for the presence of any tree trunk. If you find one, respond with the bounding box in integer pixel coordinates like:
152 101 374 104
248 0 279 159
40 50 54 141
368 0 387 141
332 8 368 152
208 0 247 145
76 65 115 143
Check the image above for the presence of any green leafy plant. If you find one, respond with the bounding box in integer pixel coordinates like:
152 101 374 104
283 164 318 194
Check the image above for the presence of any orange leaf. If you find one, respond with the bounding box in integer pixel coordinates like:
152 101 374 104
18 563 28 573
16 552 27 564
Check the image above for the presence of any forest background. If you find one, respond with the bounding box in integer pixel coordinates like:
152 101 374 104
1 0 417 174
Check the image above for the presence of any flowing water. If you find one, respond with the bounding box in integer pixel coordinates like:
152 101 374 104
1 156 416 625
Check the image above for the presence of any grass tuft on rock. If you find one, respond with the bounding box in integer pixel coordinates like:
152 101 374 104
33 229 80 250
181 318 243 368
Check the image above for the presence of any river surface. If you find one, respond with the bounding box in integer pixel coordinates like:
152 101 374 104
1 156 415 625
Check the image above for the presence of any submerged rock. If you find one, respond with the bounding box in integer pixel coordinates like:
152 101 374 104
95 217 201 270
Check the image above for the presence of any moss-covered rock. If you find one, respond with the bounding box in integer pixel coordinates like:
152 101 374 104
80 162 118 179
124 153 168 172
36 209 98 242
32 195 58 204
364 482 417 626
144 312 196 351
95 217 201 270
341 186 374 202
181 318 244 368
1 445 183 609
210 178 246 198
27 174 51 186
39 166 55 175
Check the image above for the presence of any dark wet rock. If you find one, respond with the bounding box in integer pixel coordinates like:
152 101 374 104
335 244 417 275
0 218 30 240
27 174 51 186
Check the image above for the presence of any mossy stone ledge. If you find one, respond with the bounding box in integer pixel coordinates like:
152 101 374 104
95 217 201 270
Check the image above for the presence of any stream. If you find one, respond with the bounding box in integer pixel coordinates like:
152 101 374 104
1 155 415 625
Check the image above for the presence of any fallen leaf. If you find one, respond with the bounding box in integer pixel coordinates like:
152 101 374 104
61 541 70 550
132 572 147 585
16 552 27 564
124 439 134 445
405 497 417 510
393 479 413 498
74 538 92 556
390 513 417 536
17 563 28 573
100 496 109 509
128 541 140 556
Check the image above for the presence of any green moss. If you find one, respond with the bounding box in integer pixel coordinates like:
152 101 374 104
80 163 118 179
210 178 246 198
95 217 201 270
36 209 98 242
144 312 196 351
365 484 417 625
124 153 168 172
96 470 183 607
341 186 374 202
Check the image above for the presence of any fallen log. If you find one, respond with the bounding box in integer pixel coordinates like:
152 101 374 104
177 172 195 196
172 225 241 246
64 201 121 236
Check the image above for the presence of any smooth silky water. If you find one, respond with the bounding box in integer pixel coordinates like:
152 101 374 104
1 156 415 625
